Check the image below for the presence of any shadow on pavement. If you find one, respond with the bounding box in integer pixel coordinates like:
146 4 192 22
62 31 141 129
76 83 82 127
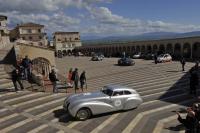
158 65 200 131
165 124 185 131
53 109 75 123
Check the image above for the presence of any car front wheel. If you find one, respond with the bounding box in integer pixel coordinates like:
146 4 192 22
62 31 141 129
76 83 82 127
76 108 91 120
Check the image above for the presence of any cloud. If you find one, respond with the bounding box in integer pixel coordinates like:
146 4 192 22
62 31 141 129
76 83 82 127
87 6 200 35
0 0 112 13
1 0 200 37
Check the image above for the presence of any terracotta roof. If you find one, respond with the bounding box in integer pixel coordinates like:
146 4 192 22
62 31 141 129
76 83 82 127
54 32 79 35
18 22 44 27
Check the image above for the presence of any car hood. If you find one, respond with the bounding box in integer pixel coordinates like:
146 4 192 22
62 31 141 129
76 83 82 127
157 57 164 60
68 91 106 102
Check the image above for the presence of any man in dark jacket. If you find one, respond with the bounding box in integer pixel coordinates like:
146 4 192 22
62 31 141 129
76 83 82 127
12 68 24 92
154 53 157 64
80 71 86 92
21 55 32 80
72 68 79 93
49 69 58 93
177 110 198 133
180 57 186 71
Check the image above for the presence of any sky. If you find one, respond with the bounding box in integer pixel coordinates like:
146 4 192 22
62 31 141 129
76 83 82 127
0 0 200 38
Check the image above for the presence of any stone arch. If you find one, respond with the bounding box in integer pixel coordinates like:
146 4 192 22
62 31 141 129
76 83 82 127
123 46 126 53
141 45 145 53
159 44 165 54
183 43 191 58
67 49 72 55
153 44 158 53
136 46 140 53
166 43 173 55
147 45 152 53
32 57 51 78
131 46 135 53
192 42 200 59
174 43 181 59
127 46 131 54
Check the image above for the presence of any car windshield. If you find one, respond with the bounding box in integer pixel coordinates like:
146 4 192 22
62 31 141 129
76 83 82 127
101 88 113 96
158 54 164 57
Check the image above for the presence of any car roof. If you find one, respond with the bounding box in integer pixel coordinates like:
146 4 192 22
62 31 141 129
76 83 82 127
104 85 132 91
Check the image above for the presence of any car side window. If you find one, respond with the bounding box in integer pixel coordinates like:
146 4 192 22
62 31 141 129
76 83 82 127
113 91 123 96
124 91 131 95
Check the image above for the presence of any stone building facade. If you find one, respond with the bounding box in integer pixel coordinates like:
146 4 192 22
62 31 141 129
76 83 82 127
10 22 48 47
53 32 82 55
0 15 10 49
77 36 200 59
15 43 55 79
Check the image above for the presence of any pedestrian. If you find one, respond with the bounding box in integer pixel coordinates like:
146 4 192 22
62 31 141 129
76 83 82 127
195 61 199 71
180 57 186 71
49 69 58 93
71 68 79 93
80 71 86 92
11 67 24 92
190 70 199 96
176 109 198 133
21 55 32 80
67 68 73 86
154 53 157 64
192 103 200 121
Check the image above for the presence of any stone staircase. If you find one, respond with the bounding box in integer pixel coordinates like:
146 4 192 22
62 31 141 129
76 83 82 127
0 44 15 93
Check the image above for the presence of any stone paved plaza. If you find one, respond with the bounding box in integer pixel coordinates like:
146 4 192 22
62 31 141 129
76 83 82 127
0 56 199 133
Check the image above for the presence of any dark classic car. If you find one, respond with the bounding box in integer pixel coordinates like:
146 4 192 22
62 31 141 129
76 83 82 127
118 57 135 66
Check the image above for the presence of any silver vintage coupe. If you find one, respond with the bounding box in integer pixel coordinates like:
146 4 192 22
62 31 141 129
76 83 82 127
63 85 143 120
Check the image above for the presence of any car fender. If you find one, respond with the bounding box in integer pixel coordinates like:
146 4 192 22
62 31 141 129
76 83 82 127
124 96 143 110
68 101 115 117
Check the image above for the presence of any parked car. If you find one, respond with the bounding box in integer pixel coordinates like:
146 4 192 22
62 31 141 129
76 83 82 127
118 57 135 66
144 53 154 60
157 54 172 63
91 55 103 61
133 52 141 59
63 85 143 120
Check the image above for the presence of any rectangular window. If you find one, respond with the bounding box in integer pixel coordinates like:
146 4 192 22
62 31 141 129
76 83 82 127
39 36 42 39
38 29 41 33
62 44 66 48
28 29 32 33
29 36 32 40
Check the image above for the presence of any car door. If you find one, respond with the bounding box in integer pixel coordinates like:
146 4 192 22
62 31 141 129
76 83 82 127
110 90 127 110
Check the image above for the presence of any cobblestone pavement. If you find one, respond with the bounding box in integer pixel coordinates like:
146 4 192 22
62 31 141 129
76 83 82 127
0 57 199 133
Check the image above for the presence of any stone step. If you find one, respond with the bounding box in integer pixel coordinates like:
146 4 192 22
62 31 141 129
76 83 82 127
0 71 7 75
0 74 10 79
0 82 14 90
0 79 12 84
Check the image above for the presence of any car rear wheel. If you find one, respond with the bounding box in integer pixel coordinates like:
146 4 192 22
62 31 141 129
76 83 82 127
76 108 91 120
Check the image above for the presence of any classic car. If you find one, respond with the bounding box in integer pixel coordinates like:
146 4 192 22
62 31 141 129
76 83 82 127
118 57 135 66
144 53 154 60
91 55 103 61
157 53 172 63
133 52 142 59
63 85 142 120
